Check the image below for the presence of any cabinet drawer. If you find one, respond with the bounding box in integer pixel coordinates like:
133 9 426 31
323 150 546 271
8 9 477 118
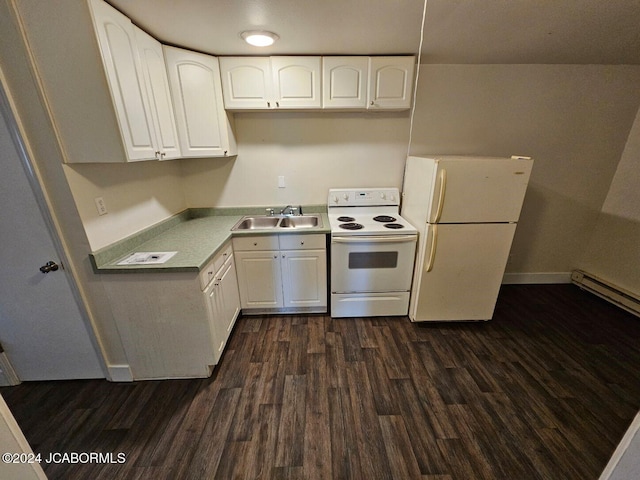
233 235 279 251
199 257 218 290
199 242 233 290
279 234 326 250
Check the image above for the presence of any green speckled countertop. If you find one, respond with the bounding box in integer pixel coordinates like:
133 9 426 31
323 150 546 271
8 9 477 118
90 207 329 273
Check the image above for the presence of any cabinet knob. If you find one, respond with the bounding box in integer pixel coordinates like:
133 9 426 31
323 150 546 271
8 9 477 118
254 242 258 246
273 255 277 259
370 101 375 106
160 152 166 159
300 241 304 245
267 101 271 108
276 101 280 108
282 254 285 258
224 150 228 156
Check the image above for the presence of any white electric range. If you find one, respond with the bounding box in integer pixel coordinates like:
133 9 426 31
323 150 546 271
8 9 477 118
328 188 417 318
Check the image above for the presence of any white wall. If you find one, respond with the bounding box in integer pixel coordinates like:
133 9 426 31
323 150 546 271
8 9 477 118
181 111 411 207
579 105 640 294
63 162 185 251
408 64 640 276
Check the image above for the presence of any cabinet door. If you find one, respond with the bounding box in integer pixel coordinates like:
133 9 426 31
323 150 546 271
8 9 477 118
218 256 241 338
322 57 368 109
219 57 273 109
234 251 283 308
89 0 156 161
164 46 236 157
281 249 327 309
204 281 225 364
368 56 415 109
271 57 322 108
134 27 181 160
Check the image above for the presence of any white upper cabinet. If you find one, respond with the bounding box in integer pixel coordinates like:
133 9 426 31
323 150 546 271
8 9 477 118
368 56 415 110
219 57 273 109
163 46 237 157
134 27 181 160
88 0 157 161
271 57 322 109
322 57 369 109
219 55 415 111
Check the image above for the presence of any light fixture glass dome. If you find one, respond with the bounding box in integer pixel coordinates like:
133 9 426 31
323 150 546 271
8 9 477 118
241 30 279 47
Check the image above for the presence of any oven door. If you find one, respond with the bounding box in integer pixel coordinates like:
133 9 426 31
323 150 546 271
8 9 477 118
331 235 417 293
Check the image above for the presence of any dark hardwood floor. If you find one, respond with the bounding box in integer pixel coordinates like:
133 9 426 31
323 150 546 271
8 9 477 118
3 284 640 479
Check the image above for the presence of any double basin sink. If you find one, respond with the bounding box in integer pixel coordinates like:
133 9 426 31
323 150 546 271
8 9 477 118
232 214 322 231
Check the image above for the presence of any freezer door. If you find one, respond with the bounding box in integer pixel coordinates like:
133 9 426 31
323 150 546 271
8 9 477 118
410 223 516 322
429 157 532 224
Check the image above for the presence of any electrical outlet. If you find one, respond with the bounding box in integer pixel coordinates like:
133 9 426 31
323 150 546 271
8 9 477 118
278 176 286 188
94 197 108 216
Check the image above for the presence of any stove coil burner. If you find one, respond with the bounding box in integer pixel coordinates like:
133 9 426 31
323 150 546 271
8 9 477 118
339 222 364 230
384 223 404 229
337 216 356 222
373 215 397 223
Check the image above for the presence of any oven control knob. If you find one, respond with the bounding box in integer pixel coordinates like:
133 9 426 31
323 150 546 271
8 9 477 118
381 192 386 200
343 193 349 201
331 195 338 203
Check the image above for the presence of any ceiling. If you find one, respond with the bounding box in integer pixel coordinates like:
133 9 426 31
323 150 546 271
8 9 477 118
109 0 640 64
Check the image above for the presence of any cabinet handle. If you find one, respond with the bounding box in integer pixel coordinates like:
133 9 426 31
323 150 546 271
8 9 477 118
276 101 280 108
267 101 271 108
160 152 166 159
155 151 161 160
282 254 285 258
224 150 228 156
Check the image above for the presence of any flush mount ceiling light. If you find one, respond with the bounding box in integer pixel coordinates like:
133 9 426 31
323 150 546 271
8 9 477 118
240 30 279 47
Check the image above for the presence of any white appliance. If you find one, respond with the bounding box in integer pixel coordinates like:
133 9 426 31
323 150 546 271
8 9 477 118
401 155 533 322
328 188 417 317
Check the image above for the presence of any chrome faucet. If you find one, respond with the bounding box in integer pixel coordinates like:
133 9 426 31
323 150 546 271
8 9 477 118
280 205 302 216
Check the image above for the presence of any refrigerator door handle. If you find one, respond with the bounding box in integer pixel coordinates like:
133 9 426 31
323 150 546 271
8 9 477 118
433 169 447 223
425 224 438 272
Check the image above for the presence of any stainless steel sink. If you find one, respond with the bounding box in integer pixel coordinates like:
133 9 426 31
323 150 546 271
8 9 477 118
279 215 320 228
232 216 280 230
231 214 322 231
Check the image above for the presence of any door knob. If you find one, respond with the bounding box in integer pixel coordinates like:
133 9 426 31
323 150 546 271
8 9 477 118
39 261 59 274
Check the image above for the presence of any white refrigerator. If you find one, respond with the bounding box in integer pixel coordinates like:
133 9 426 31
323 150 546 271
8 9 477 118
401 155 533 322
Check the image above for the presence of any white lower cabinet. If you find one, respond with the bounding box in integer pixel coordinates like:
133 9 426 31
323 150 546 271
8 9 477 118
233 234 327 313
204 253 241 363
102 241 240 379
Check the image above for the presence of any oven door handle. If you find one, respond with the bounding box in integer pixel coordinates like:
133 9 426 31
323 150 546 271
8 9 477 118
332 235 417 244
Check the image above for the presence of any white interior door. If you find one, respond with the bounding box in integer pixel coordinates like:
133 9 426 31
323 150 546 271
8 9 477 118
411 223 516 322
0 87 103 381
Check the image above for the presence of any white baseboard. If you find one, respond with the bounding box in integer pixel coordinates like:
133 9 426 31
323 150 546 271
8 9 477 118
502 272 572 285
599 411 640 480
107 364 133 382
0 352 20 386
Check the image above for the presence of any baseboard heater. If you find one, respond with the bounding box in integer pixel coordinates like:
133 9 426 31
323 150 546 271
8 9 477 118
571 270 640 318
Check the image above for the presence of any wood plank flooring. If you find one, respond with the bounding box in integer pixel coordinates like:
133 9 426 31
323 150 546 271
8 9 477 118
3 284 640 479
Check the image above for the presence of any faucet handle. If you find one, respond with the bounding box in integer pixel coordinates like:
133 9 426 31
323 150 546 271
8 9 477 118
266 208 275 216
